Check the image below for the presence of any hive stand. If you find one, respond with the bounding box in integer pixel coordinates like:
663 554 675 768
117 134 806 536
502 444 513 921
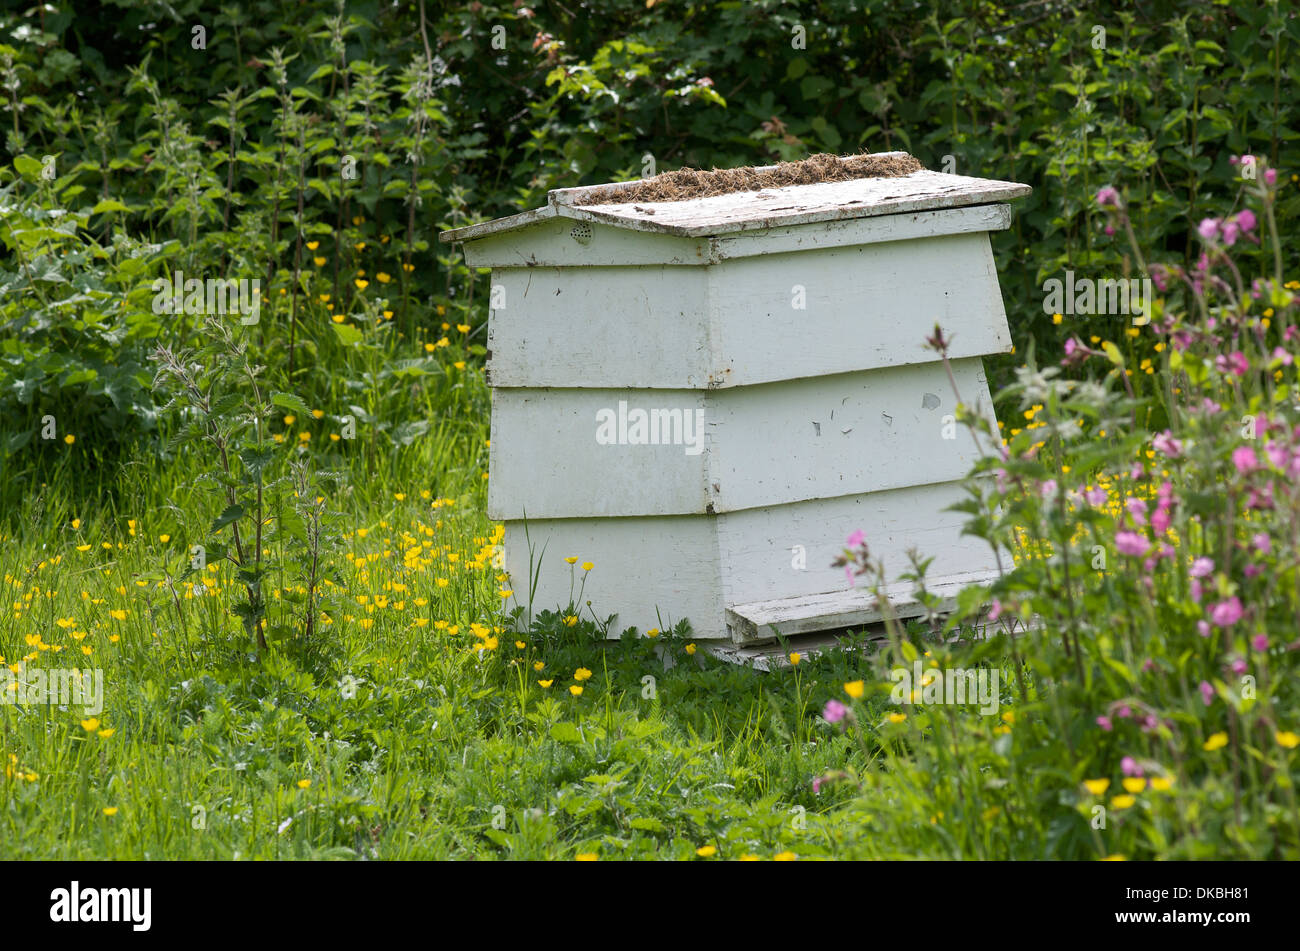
441 158 1030 662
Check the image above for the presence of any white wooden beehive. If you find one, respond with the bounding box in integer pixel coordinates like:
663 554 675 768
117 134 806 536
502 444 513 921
441 158 1030 655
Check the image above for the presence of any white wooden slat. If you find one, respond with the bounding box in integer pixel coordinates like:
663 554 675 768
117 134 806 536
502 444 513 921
569 171 1029 237
486 359 998 520
461 216 712 269
709 231 1011 387
725 568 1000 644
709 203 1012 261
486 387 711 519
443 168 1030 242
499 483 1005 641
457 204 1012 269
484 267 715 389
716 481 1004 613
500 516 723 639
484 232 1011 390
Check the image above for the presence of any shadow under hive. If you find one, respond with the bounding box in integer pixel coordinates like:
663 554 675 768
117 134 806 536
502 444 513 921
441 154 1031 659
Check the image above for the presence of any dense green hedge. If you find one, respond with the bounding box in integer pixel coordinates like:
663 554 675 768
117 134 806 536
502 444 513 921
1 0 1296 472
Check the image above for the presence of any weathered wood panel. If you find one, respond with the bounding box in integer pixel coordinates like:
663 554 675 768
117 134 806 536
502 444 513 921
501 516 723 638
485 231 1011 389
716 482 1003 612
709 231 1011 387
487 359 998 520
462 216 712 269
500 480 1004 641
485 267 714 389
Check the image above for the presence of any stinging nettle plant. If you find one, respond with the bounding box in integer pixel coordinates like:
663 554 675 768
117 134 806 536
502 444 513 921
151 313 341 654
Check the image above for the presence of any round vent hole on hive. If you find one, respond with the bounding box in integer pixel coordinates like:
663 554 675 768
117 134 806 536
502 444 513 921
570 223 593 245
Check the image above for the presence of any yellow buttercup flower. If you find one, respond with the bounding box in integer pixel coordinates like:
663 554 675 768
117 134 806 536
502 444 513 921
569 685 583 696
695 845 716 857
1083 778 1110 796
1203 732 1229 751
684 644 696 655
80 717 100 732
574 668 592 682
773 851 796 861
297 779 312 789
1276 731 1300 749
575 853 597 861
102 807 118 816
538 679 553 688
1122 777 1146 793
1149 776 1173 792
887 712 906 724
1110 795 1136 809
844 680 864 699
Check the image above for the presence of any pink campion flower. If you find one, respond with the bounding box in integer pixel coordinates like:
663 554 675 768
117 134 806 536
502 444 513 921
1040 479 1058 500
1209 596 1244 627
1247 485 1275 510
1096 186 1120 207
845 565 856 586
823 699 848 724
1266 442 1288 468
1216 351 1249 376
1115 531 1151 557
1117 705 1132 719
1253 633 1270 651
1151 508 1171 534
1200 680 1215 706
846 529 866 548
1264 168 1278 186
1197 217 1220 240
1273 347 1294 367
1126 497 1148 524
1121 756 1143 777
1235 209 1257 233
988 598 1003 622
1129 464 1144 480
1190 579 1203 603
1141 658 1155 673
1152 430 1183 458
1244 563 1262 578
1141 714 1158 732
812 776 824 794
1252 532 1271 554
1221 219 1240 246
1151 265 1169 292
1229 657 1248 676
1197 620 1211 637
1085 486 1108 507
1232 446 1259 474
1189 557 1215 578
1096 715 1113 732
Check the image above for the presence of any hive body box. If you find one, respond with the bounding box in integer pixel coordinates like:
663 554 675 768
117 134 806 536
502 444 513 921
441 162 1030 650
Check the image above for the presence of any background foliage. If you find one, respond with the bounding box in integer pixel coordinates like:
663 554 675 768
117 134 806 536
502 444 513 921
2 0 1296 498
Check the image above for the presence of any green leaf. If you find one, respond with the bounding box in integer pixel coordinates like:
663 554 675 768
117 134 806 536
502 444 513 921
13 155 43 180
550 722 583 744
270 391 313 417
91 198 129 214
332 322 363 346
211 503 246 532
